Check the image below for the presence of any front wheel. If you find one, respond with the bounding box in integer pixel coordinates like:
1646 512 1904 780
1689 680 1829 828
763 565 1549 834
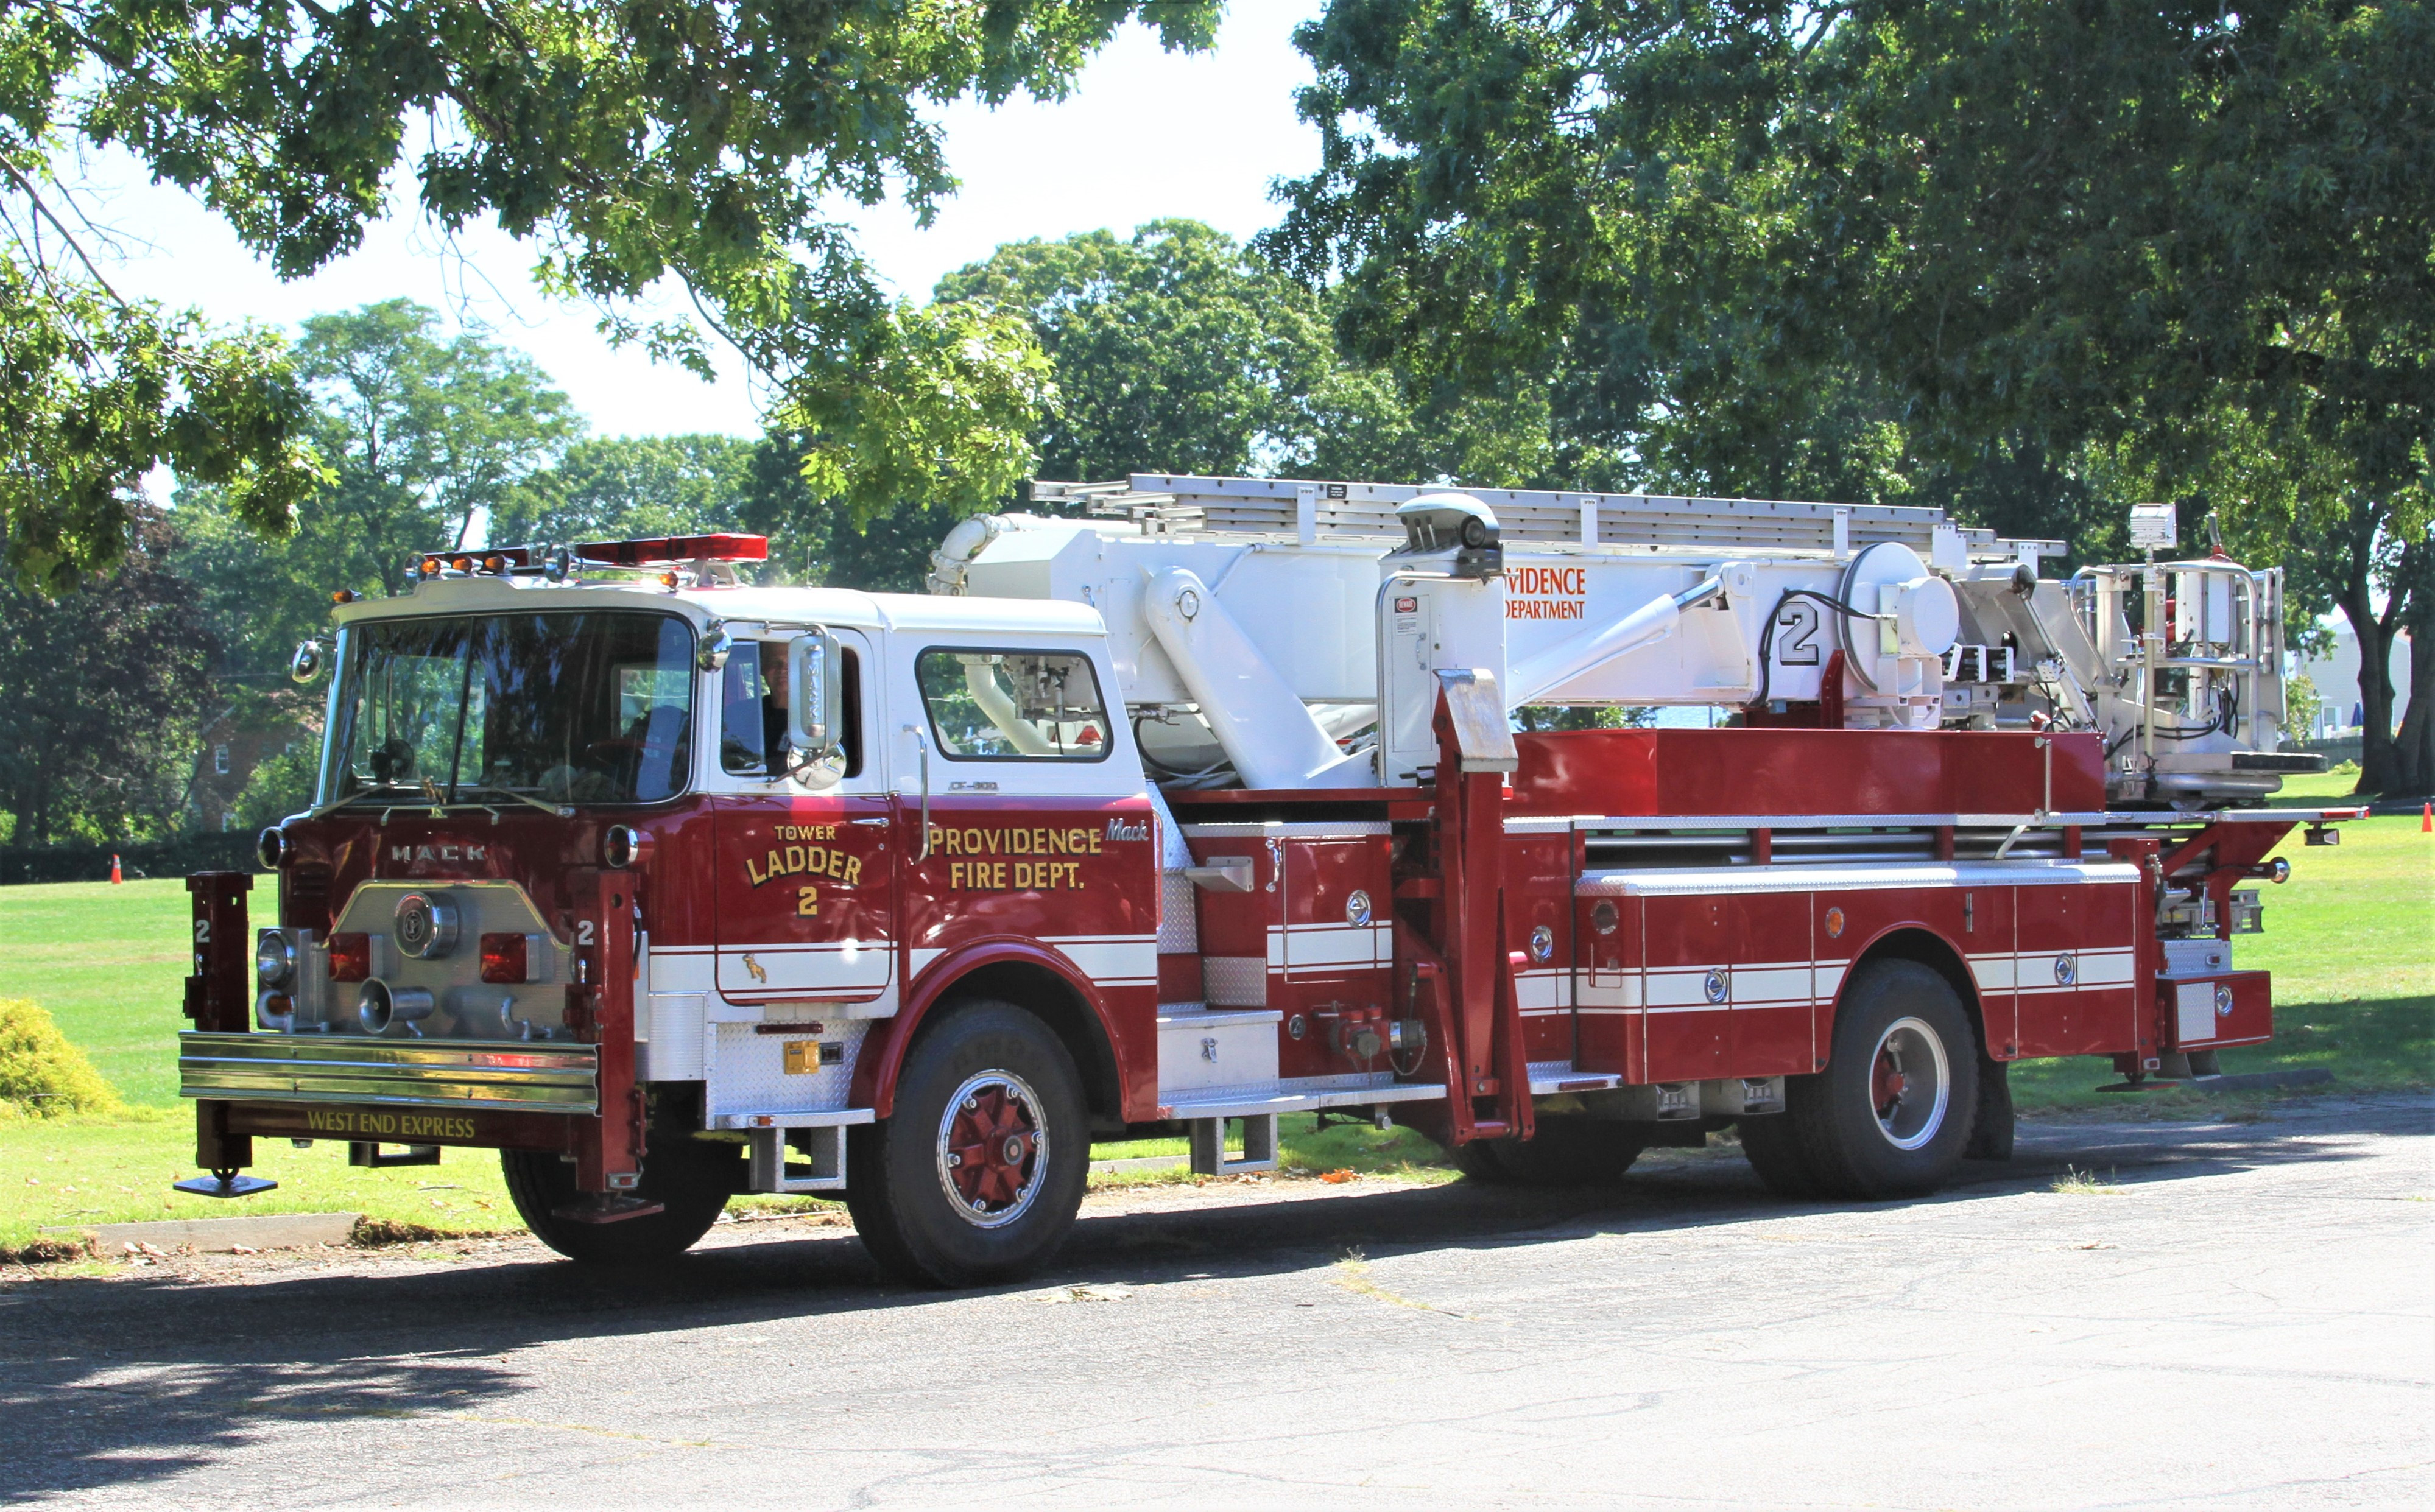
1778 958 1980 1200
501 1138 738 1267
846 1000 1089 1288
1453 1117 1647 1186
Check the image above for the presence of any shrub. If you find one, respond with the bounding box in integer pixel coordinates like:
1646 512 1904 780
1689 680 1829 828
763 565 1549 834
0 998 125 1117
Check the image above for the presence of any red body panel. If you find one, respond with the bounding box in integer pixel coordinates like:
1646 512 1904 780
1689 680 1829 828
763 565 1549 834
1507 728 2106 817
1502 834 1576 1065
2012 881 2141 1058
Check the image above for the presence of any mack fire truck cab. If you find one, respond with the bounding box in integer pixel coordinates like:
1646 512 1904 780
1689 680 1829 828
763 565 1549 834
174 483 2358 1286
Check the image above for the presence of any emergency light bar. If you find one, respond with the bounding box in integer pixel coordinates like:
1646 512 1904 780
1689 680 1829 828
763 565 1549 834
571 533 769 566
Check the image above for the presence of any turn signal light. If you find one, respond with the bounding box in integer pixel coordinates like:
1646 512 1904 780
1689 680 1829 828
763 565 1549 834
479 932 529 983
326 932 372 982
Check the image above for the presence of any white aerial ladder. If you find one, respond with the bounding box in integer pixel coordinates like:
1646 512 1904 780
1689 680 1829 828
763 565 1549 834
924 476 2315 806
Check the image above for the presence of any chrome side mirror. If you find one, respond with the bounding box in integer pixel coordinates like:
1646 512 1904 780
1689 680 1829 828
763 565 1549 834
788 627 845 758
696 618 733 672
289 639 325 683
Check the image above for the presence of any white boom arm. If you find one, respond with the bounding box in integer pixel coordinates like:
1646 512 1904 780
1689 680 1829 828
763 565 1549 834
928 475 2303 804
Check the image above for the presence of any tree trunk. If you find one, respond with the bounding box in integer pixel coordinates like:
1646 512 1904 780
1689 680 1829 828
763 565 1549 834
2387 540 2434 797
2395 624 2434 796
2334 508 2405 795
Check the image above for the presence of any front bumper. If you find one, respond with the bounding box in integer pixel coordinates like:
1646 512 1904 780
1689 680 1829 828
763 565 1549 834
179 1032 599 1114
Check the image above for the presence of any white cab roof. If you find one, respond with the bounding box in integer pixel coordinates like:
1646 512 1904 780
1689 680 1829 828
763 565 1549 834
330 575 1107 641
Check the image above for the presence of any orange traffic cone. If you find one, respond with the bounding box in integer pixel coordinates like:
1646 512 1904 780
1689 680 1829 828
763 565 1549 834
2422 801 2431 834
110 853 122 884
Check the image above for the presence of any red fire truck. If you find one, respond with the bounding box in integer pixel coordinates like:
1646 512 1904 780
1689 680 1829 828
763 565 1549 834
174 477 2356 1285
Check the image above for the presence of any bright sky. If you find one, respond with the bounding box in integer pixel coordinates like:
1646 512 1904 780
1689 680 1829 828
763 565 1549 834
66 0 1327 442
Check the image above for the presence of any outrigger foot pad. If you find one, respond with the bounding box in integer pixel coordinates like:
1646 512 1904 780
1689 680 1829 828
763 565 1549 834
174 1169 278 1198
551 1194 666 1225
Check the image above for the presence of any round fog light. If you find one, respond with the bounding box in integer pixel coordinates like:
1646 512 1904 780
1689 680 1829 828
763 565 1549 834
255 929 294 985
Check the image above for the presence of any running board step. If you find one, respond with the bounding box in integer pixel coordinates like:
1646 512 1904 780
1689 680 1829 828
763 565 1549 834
1158 1080 1447 1121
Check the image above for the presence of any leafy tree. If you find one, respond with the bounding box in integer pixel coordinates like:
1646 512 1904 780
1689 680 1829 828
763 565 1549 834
171 300 577 681
1270 0 2434 790
0 507 214 845
500 434 759 546
937 220 1338 482
232 742 319 833
936 219 1582 490
0 247 324 591
4 1 1222 582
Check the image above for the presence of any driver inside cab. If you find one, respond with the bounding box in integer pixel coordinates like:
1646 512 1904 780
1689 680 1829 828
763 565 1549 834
721 641 791 779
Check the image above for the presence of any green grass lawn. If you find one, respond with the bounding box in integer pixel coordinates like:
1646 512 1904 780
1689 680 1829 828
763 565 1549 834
1 798 2424 1251
2 1116 516 1252
0 879 195 1108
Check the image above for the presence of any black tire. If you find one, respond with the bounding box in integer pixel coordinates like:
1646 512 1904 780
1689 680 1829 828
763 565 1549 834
846 999 1088 1288
1965 1057 2015 1161
501 1138 739 1267
1453 1117 1647 1187
1735 1112 1824 1198
1780 958 1981 1200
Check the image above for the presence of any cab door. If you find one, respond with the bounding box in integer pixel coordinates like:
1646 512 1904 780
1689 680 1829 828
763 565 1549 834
711 628 894 1006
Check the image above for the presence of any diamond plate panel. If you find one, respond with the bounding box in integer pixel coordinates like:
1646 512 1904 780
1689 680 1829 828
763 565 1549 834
707 1021 870 1119
1201 956 1269 1007
1158 872 1200 954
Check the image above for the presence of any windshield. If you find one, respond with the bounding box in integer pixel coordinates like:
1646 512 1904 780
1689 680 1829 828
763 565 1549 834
323 611 695 806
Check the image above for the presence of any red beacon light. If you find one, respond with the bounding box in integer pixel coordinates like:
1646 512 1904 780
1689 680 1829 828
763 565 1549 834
571 533 769 568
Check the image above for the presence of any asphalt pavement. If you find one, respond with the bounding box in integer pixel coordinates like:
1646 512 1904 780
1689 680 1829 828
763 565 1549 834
5 1094 2430 1509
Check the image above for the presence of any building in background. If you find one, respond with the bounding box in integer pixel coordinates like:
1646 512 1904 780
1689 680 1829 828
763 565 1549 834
2288 622 2414 742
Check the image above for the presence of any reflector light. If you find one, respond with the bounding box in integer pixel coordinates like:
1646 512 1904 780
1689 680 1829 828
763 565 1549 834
326 932 372 982
479 932 529 983
571 533 770 567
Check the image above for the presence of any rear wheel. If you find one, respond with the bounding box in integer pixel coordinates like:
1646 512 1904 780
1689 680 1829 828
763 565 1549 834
501 1138 739 1267
846 1000 1088 1288
1735 1113 1823 1198
1453 1117 1647 1186
1780 958 1980 1200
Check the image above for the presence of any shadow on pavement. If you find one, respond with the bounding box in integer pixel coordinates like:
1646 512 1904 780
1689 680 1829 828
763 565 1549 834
2 1094 2421 1500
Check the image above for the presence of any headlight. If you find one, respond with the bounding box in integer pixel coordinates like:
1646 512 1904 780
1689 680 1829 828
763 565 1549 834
256 929 295 985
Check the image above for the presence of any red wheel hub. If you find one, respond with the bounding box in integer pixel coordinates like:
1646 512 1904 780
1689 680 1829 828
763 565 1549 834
945 1085 1038 1212
1872 1049 1909 1119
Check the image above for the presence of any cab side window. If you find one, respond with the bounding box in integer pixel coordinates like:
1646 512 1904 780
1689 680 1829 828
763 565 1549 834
915 649 1109 761
722 641 863 778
